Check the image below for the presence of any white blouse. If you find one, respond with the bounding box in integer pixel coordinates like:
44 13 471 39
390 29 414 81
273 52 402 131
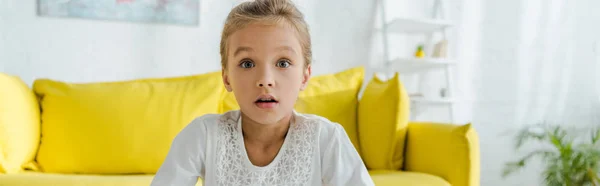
150 110 374 186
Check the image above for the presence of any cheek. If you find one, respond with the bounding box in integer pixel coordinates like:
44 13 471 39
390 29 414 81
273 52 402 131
229 71 253 88
229 71 256 105
277 69 304 92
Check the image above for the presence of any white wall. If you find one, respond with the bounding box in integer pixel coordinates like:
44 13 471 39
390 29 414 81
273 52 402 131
0 0 376 86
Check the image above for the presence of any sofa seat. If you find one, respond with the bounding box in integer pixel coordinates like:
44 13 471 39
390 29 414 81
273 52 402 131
0 170 448 186
369 170 450 186
0 171 202 186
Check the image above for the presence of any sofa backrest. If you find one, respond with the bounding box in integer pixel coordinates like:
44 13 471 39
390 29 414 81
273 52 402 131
32 71 223 174
2 66 413 174
0 73 41 174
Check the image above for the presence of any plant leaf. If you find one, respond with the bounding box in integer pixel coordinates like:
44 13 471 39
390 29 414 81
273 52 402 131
588 168 599 186
515 125 547 149
592 128 600 145
502 161 524 178
502 149 556 178
544 161 564 186
549 127 566 151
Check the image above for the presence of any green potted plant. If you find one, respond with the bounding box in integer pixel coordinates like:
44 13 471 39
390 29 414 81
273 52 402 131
503 124 600 186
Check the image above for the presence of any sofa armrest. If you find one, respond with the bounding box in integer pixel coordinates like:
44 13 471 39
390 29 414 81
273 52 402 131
404 122 480 186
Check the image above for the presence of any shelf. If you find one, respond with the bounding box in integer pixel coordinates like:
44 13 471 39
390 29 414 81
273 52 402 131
385 18 452 34
411 97 455 104
375 57 454 74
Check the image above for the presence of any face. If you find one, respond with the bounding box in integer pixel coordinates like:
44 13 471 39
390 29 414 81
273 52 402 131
222 22 311 125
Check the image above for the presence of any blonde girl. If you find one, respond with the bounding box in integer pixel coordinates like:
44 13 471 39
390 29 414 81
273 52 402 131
151 0 373 185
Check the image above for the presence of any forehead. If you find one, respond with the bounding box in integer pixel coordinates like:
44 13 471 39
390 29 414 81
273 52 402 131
227 22 302 54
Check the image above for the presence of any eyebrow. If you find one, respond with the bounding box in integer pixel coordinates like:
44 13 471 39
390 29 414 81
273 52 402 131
276 46 297 55
233 46 253 57
233 45 298 57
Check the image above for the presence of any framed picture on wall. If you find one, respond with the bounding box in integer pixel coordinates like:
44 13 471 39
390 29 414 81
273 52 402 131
37 0 200 26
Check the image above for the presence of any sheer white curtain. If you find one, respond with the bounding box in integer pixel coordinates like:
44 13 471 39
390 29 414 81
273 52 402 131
461 0 600 185
514 0 600 127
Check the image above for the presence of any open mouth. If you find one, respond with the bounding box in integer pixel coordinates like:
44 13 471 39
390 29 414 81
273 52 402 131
255 95 279 109
255 98 278 103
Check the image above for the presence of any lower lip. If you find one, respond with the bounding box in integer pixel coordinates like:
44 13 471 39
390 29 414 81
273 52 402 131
255 102 278 109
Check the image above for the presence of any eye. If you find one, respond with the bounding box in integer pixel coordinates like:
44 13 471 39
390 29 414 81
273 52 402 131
239 60 255 68
276 59 291 68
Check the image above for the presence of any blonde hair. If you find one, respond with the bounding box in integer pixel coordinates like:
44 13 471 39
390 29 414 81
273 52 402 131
219 0 312 69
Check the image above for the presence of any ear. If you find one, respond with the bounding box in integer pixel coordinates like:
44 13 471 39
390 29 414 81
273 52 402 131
222 68 233 92
300 65 311 91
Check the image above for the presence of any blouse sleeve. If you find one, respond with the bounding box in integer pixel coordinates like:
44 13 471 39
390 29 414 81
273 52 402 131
150 117 207 186
321 123 375 186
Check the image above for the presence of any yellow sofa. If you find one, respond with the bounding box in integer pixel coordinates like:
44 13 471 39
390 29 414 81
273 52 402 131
0 67 479 186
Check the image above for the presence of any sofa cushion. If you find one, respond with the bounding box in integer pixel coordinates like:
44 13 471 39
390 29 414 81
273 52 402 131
0 73 40 173
220 67 365 152
404 122 480 186
0 171 202 186
370 170 450 186
33 71 223 174
358 72 410 170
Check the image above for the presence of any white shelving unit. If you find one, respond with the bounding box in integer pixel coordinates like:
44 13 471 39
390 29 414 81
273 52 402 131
411 97 455 104
374 57 455 74
376 0 456 123
385 18 452 34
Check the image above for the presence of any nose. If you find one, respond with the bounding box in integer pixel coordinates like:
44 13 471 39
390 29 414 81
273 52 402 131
257 82 273 87
256 67 275 88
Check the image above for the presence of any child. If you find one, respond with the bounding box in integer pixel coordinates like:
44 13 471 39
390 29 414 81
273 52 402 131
151 0 374 185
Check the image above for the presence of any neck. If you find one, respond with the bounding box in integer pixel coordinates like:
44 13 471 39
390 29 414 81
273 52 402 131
240 112 292 145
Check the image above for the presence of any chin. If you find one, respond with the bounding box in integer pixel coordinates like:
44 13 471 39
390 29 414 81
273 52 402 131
241 105 293 125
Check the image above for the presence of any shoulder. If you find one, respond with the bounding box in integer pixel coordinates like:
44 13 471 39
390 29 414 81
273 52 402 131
175 111 234 143
168 111 239 153
295 112 343 131
184 110 239 131
294 112 346 144
182 113 220 132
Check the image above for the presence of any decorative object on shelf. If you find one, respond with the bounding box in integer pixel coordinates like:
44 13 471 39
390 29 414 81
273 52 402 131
415 45 426 58
503 124 600 186
432 39 448 58
37 0 200 26
439 88 448 98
